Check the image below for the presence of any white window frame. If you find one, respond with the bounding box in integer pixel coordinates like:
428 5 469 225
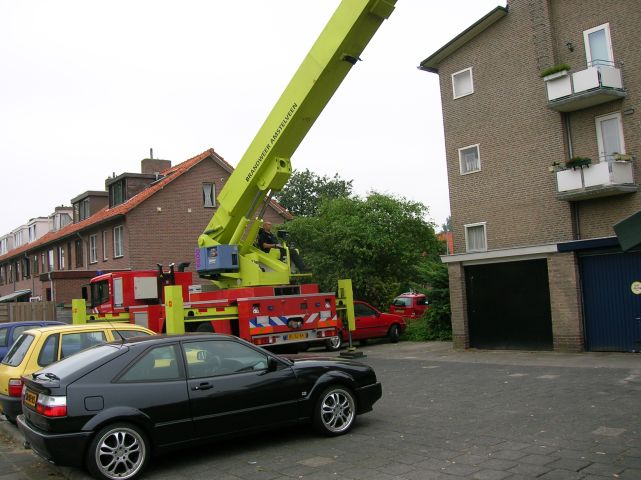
47 249 54 271
458 144 481 175
203 183 216 208
102 230 108 261
583 23 614 67
113 226 124 258
89 235 98 264
452 67 474 99
464 222 487 253
58 246 65 270
595 112 625 162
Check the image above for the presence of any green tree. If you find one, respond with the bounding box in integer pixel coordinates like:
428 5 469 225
285 192 440 309
274 169 353 217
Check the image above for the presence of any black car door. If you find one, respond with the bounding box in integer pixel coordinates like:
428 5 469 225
182 338 300 439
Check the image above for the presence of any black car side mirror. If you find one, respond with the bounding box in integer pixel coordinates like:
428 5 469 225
267 357 279 372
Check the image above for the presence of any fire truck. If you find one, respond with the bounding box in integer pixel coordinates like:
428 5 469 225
72 0 397 349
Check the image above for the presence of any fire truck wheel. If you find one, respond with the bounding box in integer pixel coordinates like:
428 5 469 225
325 334 343 351
195 323 214 333
313 385 356 436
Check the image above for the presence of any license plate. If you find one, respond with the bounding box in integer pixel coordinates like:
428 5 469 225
287 332 307 340
24 390 37 408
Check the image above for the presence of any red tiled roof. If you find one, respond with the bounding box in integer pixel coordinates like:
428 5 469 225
0 148 292 262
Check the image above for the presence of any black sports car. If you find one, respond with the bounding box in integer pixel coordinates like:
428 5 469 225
17 333 382 480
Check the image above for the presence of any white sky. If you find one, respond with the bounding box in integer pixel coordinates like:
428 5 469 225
0 0 504 235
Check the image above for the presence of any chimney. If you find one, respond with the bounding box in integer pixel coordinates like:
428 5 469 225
141 158 171 174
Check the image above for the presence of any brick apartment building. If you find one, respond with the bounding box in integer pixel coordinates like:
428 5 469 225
420 0 640 352
0 149 290 306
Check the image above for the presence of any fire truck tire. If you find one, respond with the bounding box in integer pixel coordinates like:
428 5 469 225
313 385 356 436
195 323 214 333
325 334 343 351
388 324 400 343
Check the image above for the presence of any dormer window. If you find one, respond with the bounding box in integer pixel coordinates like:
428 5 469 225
110 180 125 207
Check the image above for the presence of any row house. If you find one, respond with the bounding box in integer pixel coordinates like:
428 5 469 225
0 149 291 305
420 0 640 352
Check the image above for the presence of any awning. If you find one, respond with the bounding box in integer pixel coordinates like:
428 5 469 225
614 210 641 252
0 289 32 303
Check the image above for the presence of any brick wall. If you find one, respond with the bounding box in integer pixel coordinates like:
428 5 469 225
547 252 584 352
447 262 469 350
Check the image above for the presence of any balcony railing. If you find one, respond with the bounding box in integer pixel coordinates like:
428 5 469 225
555 160 637 201
544 62 626 112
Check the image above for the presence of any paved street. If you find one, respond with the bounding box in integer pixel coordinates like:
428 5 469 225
1 341 640 480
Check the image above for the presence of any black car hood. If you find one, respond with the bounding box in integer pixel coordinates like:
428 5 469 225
279 354 365 368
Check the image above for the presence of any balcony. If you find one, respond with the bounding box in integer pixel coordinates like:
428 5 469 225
556 161 637 201
544 63 626 112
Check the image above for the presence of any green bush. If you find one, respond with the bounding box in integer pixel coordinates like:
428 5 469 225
401 261 452 341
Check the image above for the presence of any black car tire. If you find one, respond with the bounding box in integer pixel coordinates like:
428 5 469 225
313 386 356 436
86 422 149 480
325 334 343 351
388 324 400 343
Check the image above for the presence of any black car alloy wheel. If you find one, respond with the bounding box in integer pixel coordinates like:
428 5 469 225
86 423 149 480
313 386 356 436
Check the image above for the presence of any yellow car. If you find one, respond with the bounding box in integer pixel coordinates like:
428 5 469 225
0 323 154 423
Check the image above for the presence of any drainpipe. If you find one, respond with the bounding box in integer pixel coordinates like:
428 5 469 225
48 271 55 303
563 112 580 240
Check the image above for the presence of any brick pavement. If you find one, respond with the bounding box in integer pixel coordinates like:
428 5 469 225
1 341 640 480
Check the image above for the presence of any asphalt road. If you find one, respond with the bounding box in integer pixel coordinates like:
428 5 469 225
2 341 641 480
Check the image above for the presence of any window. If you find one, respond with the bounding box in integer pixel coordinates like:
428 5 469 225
113 226 124 258
58 246 65 270
89 235 98 264
115 329 153 339
22 257 30 278
203 183 216 208
78 198 91 221
465 223 487 252
47 249 54 271
60 331 107 359
118 345 181 382
452 67 474 99
354 302 376 317
110 180 125 207
41 252 46 273
28 224 36 242
0 327 7 346
184 340 268 378
39 333 59 367
458 144 481 174
2 334 34 367
75 239 83 268
584 23 614 67
102 231 108 260
596 112 625 162
32 255 38 275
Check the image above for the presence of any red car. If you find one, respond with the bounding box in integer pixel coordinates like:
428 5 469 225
389 292 429 320
326 300 406 351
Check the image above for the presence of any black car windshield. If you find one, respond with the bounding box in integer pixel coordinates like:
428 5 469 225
2 333 35 367
36 344 122 378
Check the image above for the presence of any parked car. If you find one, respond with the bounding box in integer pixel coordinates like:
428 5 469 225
0 321 64 361
18 333 382 480
389 292 429 320
0 323 154 423
326 300 406 351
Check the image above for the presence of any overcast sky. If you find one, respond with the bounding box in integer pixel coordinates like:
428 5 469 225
0 0 504 235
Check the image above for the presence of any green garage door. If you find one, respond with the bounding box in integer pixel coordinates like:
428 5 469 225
465 259 553 350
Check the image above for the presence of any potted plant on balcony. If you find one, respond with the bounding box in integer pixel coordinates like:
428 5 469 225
565 156 592 170
540 63 571 80
613 152 634 162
